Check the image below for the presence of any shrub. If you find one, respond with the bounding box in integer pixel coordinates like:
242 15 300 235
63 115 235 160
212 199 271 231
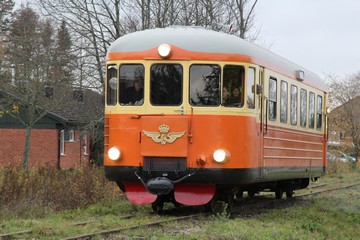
0 166 121 217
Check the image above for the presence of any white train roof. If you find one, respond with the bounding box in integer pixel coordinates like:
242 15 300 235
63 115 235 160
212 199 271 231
108 26 327 91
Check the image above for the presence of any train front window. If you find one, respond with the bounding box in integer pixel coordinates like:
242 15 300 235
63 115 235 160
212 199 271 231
119 64 144 106
106 64 117 106
223 65 244 107
189 64 220 106
150 64 182 106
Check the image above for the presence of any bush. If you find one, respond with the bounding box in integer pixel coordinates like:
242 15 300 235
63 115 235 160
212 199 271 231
0 166 121 217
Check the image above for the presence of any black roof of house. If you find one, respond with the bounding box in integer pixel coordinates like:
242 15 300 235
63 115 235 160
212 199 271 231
0 86 104 129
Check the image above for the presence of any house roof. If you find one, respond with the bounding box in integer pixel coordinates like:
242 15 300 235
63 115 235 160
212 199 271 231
52 88 104 125
0 86 104 127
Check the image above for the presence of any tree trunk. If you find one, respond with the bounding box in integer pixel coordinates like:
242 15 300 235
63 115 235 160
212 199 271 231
23 126 32 169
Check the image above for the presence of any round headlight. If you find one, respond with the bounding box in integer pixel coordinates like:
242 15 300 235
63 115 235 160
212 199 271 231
108 147 121 161
158 44 172 58
213 149 229 163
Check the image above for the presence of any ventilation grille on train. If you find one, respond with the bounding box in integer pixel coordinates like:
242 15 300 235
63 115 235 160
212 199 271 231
143 157 186 172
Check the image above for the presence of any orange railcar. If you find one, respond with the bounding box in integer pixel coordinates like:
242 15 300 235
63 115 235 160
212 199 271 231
104 27 328 211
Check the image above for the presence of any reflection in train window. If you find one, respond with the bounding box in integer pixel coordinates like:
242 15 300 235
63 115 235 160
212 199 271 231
300 89 307 127
106 64 117 106
280 80 288 123
290 85 298 125
309 92 315 129
189 64 220 106
247 68 255 109
150 64 183 106
317 95 323 130
269 78 277 121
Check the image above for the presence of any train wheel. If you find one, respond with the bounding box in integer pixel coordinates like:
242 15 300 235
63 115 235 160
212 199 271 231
286 190 294 198
204 195 222 213
234 191 243 203
275 189 284 199
248 191 256 198
225 192 235 212
151 197 164 213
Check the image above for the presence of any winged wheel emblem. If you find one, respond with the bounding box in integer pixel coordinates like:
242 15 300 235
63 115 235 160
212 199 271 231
143 124 185 145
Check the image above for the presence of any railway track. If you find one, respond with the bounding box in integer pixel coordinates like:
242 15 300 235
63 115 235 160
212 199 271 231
1 179 359 240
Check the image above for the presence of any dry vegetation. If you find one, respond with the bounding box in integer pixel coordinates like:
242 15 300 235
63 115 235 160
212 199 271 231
0 166 120 217
0 162 359 239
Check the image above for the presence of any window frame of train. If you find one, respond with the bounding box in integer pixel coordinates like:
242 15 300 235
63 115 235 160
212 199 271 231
269 77 277 121
150 63 183 106
290 84 298 126
106 64 118 106
119 64 145 106
309 92 315 129
280 80 288 123
247 67 256 109
189 64 221 106
222 65 245 108
316 95 323 130
300 88 307 128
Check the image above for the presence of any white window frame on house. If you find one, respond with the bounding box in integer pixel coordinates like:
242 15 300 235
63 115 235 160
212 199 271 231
69 130 75 142
60 130 65 155
82 132 88 155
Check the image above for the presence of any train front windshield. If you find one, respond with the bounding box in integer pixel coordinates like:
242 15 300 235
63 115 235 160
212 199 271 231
106 62 250 108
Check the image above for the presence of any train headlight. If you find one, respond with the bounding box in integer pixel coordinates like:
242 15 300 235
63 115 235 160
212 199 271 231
108 147 121 161
213 149 230 163
158 44 172 58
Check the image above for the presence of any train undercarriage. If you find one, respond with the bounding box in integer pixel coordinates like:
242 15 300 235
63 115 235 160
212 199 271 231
106 166 316 213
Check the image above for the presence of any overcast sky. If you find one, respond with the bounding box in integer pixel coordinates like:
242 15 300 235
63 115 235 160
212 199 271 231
15 0 359 79
255 0 360 79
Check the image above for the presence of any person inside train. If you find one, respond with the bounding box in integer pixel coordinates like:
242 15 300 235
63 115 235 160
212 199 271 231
222 86 230 105
123 76 144 105
227 86 241 105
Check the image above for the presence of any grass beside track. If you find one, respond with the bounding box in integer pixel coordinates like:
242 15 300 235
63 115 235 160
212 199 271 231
0 164 359 239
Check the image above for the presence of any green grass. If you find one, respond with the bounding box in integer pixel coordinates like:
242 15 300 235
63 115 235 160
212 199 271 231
0 165 359 239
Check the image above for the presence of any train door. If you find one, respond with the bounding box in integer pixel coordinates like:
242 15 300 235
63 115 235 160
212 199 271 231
258 67 266 179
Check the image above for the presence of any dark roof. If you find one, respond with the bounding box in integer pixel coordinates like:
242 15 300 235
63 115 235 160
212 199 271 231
0 87 68 125
0 86 104 126
52 88 104 124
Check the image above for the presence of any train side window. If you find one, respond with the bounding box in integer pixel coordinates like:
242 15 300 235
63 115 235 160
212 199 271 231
317 95 323 130
223 65 244 107
309 92 315 128
247 68 255 109
280 80 288 123
119 64 144 106
106 64 117 106
269 78 277 121
300 89 307 128
190 64 220 106
151 64 183 106
290 85 298 125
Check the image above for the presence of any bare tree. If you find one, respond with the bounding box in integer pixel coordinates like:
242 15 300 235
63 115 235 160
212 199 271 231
0 0 14 83
35 0 123 90
224 0 258 39
34 0 260 90
3 6 73 169
328 73 360 161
